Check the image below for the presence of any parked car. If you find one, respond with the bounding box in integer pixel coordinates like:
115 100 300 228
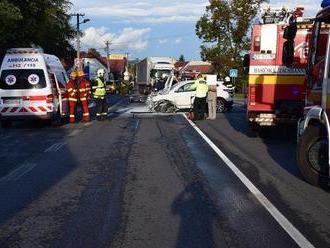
147 75 234 113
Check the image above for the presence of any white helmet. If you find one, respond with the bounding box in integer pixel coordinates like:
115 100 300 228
97 69 105 77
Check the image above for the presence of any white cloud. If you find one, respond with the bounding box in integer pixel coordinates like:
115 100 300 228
80 26 151 52
74 1 208 23
175 38 182 44
158 39 168 44
269 1 320 15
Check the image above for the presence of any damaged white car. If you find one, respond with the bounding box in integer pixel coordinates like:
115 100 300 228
147 75 234 113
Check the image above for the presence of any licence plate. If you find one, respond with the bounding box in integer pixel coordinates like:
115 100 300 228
3 99 21 105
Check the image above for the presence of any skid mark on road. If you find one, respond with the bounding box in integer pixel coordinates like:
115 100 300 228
0 163 38 182
183 114 315 248
44 142 67 153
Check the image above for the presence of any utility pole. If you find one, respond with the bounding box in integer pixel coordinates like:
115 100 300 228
70 13 90 69
105 41 111 81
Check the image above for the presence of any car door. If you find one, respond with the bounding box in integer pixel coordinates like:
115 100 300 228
174 82 195 109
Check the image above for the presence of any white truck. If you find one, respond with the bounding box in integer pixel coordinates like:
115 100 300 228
136 57 175 94
147 75 234 113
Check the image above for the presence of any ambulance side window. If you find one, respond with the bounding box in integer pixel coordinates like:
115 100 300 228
55 71 66 89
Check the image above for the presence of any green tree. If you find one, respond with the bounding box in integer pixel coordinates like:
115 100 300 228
179 54 185 62
0 0 76 66
88 48 101 58
196 0 266 82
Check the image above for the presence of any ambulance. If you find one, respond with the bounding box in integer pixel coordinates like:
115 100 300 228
0 48 69 126
296 0 330 187
246 6 314 130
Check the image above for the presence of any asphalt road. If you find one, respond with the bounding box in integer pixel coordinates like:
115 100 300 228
0 96 329 248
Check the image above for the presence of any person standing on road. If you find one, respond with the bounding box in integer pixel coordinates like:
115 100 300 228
192 74 209 120
207 84 217 120
67 71 78 123
93 69 107 121
77 70 90 122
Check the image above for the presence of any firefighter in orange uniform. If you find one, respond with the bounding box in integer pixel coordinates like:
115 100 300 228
77 70 90 122
67 71 78 123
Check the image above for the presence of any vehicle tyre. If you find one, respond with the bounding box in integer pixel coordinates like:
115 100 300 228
297 125 329 188
51 109 62 126
1 119 12 128
160 101 176 113
217 98 227 113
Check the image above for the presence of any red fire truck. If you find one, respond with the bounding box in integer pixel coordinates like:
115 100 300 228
246 7 312 130
296 1 330 187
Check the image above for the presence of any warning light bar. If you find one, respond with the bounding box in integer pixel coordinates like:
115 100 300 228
6 48 44 54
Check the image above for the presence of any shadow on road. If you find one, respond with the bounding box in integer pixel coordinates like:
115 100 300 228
172 181 217 248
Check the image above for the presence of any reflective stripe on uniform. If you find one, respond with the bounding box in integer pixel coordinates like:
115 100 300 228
83 113 90 116
96 113 102 116
80 97 87 101
68 88 73 92
69 98 77 102
79 89 86 92
101 112 107 116
70 115 75 118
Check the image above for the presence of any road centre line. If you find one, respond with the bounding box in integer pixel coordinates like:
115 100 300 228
0 163 38 182
44 142 66 153
183 114 315 248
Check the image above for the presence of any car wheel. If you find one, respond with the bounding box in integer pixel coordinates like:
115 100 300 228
160 101 176 113
217 98 227 113
297 125 329 188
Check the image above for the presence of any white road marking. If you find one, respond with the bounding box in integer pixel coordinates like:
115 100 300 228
183 114 315 248
0 163 38 182
68 129 81 137
44 142 66 153
134 119 140 130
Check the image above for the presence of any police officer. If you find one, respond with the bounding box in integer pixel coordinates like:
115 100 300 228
192 74 209 120
93 69 107 121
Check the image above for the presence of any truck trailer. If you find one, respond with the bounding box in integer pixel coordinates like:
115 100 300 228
136 57 175 94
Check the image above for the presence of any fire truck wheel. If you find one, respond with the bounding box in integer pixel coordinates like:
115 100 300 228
297 125 329 188
1 120 12 128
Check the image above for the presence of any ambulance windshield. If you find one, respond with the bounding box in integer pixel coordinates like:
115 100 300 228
0 69 47 90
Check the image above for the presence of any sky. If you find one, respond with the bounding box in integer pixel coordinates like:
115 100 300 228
70 0 321 60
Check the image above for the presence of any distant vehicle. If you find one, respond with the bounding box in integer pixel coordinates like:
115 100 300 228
296 1 330 187
245 6 323 130
147 75 234 113
136 57 175 94
0 48 69 127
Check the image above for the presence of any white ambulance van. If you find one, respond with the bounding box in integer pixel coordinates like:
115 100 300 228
0 48 69 126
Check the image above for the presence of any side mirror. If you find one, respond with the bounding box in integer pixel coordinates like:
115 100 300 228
243 54 250 73
282 40 295 66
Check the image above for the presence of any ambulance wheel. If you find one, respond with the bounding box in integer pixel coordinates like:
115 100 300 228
297 125 329 188
51 109 62 126
1 120 12 128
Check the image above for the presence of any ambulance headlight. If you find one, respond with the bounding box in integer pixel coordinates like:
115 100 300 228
322 0 330 8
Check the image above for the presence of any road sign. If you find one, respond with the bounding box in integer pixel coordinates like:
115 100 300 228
229 69 238 78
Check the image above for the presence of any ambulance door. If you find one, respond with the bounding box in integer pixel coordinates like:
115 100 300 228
52 73 64 116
